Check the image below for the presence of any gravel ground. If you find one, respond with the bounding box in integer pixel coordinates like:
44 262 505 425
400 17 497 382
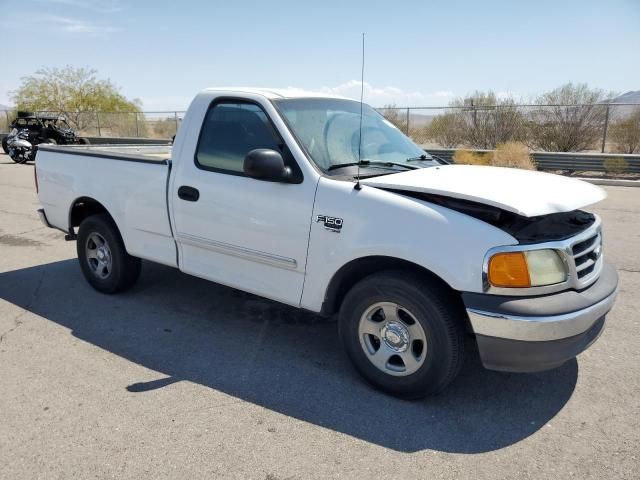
0 154 638 479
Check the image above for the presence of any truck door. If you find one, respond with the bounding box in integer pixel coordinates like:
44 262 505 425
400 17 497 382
170 98 317 306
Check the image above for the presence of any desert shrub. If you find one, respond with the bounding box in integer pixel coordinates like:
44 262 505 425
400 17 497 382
491 142 535 170
609 109 640 154
528 83 613 152
1 110 12 133
99 112 147 137
149 117 177 138
452 149 491 165
379 105 407 132
603 157 627 175
426 112 465 148
453 143 535 170
447 91 528 149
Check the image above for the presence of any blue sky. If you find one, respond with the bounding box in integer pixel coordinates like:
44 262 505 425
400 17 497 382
1 0 638 110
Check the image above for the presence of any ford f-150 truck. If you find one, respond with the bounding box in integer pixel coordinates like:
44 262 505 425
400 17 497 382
35 88 618 398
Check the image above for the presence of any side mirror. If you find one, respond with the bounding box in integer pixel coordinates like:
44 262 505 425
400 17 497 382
243 148 291 182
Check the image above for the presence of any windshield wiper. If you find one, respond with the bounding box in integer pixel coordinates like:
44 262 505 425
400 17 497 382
406 153 450 165
405 154 431 162
327 160 418 171
429 154 451 165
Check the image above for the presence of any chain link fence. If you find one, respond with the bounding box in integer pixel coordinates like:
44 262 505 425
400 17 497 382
0 110 185 139
378 103 640 154
0 110 11 134
2 104 639 154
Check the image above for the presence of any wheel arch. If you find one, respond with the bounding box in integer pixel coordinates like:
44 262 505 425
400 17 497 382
321 255 468 325
68 196 115 234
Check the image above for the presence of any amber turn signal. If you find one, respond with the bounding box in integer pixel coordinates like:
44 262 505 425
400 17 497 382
488 252 531 288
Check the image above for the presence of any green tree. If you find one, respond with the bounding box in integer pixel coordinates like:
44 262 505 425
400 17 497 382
10 66 142 131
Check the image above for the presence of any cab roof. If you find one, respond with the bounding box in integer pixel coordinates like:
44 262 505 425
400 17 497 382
202 87 351 101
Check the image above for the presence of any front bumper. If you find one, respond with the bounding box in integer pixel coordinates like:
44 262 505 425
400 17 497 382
464 262 618 372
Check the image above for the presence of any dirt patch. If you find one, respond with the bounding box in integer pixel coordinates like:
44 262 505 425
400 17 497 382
0 234 44 247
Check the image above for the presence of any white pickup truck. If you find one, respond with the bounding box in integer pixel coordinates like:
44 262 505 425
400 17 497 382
35 88 618 398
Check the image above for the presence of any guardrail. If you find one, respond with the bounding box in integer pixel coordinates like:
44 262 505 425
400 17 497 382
425 148 640 174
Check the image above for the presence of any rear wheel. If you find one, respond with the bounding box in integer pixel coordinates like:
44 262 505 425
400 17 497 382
1 136 8 154
339 271 465 399
78 137 90 145
77 214 141 293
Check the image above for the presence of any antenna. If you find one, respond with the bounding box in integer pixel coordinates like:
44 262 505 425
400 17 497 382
354 32 365 191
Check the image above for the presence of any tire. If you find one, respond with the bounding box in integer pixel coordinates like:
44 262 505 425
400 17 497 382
77 137 90 145
77 214 141 293
339 270 465 399
9 149 29 164
43 138 57 145
1 136 8 154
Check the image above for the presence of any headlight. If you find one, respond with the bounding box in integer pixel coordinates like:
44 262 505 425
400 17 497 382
488 249 566 288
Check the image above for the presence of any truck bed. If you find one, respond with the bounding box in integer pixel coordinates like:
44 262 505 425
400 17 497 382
36 143 177 268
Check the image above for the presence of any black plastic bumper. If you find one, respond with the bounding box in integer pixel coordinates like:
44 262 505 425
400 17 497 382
475 316 606 372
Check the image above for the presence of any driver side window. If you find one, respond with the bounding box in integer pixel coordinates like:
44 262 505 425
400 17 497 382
195 101 282 174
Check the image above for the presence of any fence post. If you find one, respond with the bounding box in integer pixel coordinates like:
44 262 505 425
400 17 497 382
96 112 101 137
135 113 140 137
405 108 410 136
4 110 9 132
471 99 477 128
601 104 610 153
174 112 179 135
494 105 499 147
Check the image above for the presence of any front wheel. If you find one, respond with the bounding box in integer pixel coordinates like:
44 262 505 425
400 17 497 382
339 271 465 399
77 214 141 293
9 148 30 164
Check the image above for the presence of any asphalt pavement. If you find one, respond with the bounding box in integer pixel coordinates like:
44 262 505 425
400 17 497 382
0 154 638 479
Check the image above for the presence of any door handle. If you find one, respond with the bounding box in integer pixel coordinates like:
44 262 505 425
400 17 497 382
178 185 200 202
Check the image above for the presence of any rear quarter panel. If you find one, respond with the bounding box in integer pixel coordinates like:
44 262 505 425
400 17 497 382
36 149 177 267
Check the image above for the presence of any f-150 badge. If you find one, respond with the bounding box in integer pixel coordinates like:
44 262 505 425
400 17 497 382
316 215 343 233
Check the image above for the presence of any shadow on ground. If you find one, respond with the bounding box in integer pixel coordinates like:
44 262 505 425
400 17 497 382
0 259 578 453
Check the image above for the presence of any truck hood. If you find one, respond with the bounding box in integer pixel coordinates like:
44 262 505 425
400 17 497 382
361 164 606 217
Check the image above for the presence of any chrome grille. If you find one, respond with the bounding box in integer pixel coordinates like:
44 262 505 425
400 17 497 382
569 229 602 287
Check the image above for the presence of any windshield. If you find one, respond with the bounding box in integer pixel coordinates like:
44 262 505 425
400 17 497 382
273 98 435 173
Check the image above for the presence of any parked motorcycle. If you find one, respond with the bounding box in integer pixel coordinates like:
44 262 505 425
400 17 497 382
7 129 33 163
5 128 55 164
